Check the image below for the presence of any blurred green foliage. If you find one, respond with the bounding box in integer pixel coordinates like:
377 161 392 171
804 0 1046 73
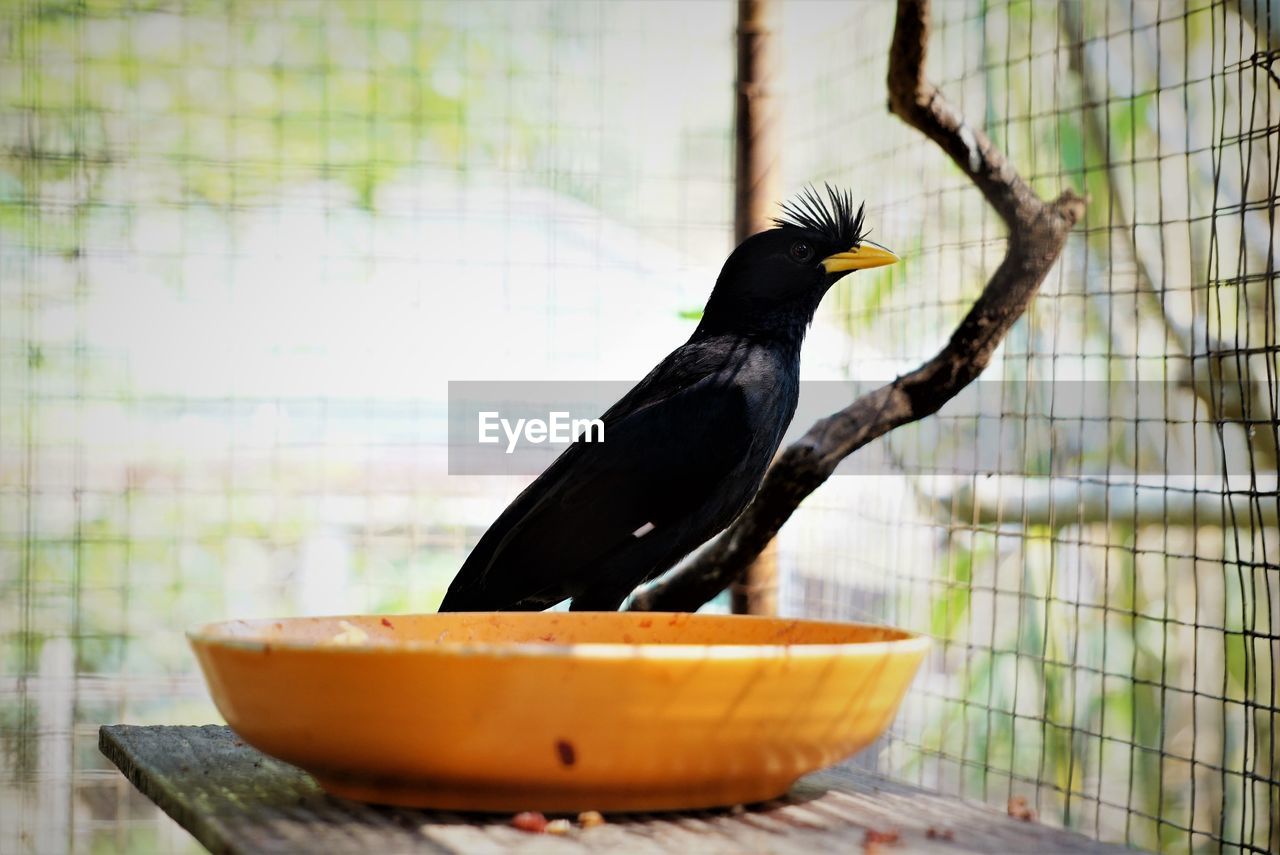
0 0 524 251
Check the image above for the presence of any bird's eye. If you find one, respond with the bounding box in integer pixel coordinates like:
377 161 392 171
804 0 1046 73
789 241 815 263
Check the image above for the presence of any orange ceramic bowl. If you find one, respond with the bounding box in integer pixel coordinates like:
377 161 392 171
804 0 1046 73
189 612 928 812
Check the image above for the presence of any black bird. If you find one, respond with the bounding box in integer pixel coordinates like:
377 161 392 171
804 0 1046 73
440 186 896 612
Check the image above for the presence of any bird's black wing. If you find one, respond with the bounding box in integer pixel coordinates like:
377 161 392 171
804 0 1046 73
440 351 756 610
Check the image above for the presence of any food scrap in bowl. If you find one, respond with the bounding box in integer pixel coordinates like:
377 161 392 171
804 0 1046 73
326 620 369 646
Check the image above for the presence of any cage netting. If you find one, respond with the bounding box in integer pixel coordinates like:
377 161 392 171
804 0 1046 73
0 1 1275 852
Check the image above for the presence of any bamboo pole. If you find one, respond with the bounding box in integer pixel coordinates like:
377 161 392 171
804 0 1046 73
730 0 780 616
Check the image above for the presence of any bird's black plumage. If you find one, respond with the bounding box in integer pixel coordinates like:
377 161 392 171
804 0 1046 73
440 185 889 612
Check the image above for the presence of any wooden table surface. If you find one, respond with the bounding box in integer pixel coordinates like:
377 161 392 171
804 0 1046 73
101 725 1134 854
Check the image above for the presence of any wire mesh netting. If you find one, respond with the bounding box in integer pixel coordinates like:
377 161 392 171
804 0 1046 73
1 1 1276 853
780 1 1277 851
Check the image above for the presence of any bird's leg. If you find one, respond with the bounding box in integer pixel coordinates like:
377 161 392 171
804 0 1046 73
568 585 632 612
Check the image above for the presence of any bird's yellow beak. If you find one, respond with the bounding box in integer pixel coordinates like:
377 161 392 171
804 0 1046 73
821 240 898 273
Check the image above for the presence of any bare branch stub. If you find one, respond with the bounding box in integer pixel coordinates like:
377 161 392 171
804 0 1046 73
628 0 1084 613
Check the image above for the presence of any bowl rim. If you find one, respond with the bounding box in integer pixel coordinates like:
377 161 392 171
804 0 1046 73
187 613 931 661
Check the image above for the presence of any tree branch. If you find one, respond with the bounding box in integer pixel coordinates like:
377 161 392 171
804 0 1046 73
628 0 1085 612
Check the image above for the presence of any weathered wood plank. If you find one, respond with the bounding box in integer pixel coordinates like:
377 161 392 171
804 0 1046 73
100 725 1136 854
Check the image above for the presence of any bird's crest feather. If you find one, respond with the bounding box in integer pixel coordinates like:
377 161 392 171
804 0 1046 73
772 184 868 248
